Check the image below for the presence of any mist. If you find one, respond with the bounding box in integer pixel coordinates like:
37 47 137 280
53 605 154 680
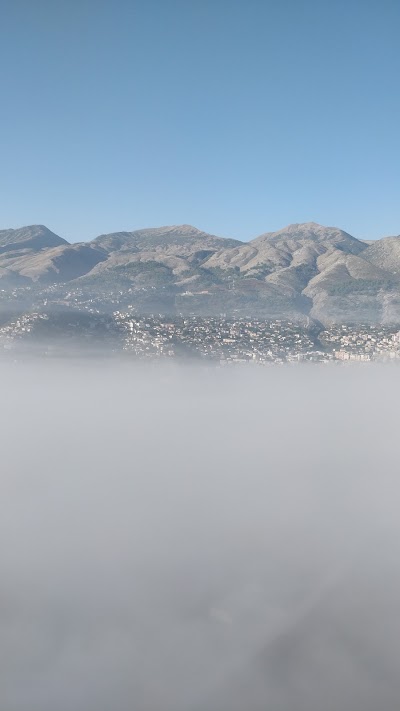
1 361 400 711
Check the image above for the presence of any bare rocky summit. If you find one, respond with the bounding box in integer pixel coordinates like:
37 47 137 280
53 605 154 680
0 224 67 254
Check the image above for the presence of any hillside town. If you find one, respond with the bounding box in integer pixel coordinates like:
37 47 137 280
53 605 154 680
114 315 400 364
0 307 400 364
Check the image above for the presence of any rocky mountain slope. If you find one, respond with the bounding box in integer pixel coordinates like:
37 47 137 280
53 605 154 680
1 222 400 323
0 225 67 253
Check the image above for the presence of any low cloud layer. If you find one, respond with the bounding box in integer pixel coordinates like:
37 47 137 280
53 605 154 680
1 362 400 710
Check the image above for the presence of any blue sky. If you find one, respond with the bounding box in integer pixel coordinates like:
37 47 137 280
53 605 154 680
1 0 399 242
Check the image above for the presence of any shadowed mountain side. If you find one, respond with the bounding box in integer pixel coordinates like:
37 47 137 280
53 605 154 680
200 224 400 322
0 225 68 255
362 235 400 274
303 251 400 323
0 244 107 284
203 223 367 275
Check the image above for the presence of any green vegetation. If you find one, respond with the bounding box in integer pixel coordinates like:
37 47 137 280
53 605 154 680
326 278 400 296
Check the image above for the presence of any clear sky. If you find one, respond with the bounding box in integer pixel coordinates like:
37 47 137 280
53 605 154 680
1 0 399 242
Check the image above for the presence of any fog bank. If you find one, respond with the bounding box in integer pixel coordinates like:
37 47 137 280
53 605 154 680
1 362 400 710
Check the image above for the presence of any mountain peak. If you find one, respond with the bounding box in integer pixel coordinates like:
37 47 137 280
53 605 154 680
0 225 68 253
137 224 207 237
92 224 242 253
253 222 363 249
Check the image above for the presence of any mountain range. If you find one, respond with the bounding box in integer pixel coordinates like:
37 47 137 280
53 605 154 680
1 222 400 323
